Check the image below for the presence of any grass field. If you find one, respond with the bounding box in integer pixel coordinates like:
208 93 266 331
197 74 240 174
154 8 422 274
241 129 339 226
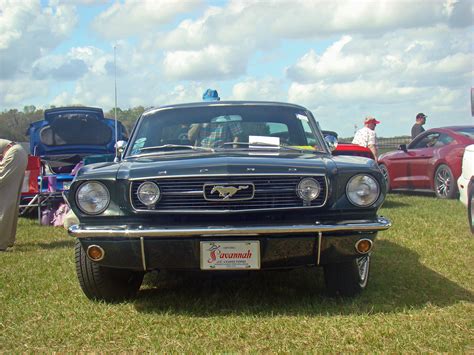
1 194 473 352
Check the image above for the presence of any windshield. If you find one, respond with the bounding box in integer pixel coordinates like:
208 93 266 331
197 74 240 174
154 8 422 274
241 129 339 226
127 105 325 156
453 127 474 140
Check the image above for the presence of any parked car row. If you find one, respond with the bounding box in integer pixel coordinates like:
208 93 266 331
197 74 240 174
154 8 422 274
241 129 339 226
377 126 473 234
28 103 471 303
324 124 473 233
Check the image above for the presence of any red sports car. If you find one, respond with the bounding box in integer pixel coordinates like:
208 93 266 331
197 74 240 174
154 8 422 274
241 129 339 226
378 126 474 199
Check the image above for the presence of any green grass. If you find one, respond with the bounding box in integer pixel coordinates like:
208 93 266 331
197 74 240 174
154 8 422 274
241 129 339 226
1 194 473 352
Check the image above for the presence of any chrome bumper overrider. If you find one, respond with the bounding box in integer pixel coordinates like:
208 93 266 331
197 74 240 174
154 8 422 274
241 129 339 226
68 217 391 238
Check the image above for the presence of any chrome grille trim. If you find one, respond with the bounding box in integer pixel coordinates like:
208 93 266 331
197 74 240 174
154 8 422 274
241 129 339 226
128 172 325 180
129 174 328 213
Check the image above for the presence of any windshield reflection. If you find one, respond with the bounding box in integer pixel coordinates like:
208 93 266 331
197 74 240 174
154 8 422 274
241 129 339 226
127 104 324 157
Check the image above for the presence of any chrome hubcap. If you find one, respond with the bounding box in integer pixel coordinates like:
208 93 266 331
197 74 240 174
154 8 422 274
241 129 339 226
436 168 451 197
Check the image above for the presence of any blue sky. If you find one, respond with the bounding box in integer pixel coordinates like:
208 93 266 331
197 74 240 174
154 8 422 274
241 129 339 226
1 0 473 137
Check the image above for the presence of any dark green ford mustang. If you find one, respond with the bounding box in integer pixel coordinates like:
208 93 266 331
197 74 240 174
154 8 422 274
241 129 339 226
67 101 391 301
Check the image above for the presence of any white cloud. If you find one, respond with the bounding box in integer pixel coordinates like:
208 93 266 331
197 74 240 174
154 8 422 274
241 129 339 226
0 0 77 79
32 56 88 81
286 36 378 83
151 0 472 82
0 79 47 106
156 0 472 49
153 83 208 106
50 91 71 107
287 26 472 99
92 0 203 39
289 80 426 106
231 78 286 102
163 45 248 80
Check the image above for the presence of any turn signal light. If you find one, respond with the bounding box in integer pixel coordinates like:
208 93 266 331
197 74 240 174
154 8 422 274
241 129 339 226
87 245 105 261
355 239 373 254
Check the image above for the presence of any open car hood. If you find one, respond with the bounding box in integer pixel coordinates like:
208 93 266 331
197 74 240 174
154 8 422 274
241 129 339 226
28 106 127 157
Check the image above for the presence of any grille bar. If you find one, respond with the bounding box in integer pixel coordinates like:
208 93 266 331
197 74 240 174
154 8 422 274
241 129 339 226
131 175 327 212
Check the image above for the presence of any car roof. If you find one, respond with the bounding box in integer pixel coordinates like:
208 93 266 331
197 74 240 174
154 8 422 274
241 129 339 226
143 101 309 116
421 126 474 143
426 125 473 132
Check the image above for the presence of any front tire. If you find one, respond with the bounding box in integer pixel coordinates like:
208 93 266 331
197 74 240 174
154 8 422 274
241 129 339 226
434 164 457 199
324 255 370 297
75 240 144 302
379 164 390 191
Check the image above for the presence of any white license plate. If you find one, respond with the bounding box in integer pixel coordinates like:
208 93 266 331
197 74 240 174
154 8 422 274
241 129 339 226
200 241 260 270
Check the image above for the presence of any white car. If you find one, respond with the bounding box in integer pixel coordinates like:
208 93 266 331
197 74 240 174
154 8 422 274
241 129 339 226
457 144 474 206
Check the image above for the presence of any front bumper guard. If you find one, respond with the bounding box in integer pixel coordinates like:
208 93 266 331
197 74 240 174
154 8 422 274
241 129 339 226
68 217 391 238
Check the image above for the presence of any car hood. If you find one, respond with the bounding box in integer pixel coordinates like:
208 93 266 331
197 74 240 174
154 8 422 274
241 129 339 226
116 151 335 180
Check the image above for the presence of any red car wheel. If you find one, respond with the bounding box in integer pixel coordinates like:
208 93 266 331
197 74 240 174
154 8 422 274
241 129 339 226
434 164 457 199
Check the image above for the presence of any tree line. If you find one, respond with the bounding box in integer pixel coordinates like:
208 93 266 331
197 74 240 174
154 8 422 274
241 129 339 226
0 105 145 142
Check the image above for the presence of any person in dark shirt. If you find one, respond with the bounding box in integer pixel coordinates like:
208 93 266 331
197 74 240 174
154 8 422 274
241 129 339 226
411 113 427 139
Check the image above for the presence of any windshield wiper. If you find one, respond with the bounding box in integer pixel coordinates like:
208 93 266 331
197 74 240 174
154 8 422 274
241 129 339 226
132 144 214 156
216 142 319 153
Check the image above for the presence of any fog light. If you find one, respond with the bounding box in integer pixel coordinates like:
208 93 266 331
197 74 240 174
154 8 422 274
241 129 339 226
87 245 105 261
355 239 373 254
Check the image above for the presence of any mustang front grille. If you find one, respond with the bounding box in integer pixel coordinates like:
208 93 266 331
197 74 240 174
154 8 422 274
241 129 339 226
130 175 327 212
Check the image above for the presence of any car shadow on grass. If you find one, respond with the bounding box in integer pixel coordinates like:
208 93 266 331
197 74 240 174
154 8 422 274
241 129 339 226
133 240 473 316
389 190 437 198
380 199 410 208
14 240 74 251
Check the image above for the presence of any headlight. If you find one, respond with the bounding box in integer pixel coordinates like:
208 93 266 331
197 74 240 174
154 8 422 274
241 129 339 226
297 178 321 202
76 181 110 215
346 174 380 207
137 181 161 206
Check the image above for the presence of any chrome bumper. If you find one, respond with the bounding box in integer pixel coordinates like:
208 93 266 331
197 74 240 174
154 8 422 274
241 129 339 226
68 217 391 238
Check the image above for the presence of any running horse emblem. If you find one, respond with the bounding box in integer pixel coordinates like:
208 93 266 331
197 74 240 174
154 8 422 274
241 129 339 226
210 185 249 200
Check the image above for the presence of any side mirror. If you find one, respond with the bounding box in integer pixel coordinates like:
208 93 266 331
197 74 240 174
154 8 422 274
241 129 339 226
324 135 338 152
398 144 408 152
115 140 127 161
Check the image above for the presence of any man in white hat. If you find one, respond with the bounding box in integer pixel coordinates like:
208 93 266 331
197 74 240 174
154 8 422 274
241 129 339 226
352 116 380 159
0 139 28 251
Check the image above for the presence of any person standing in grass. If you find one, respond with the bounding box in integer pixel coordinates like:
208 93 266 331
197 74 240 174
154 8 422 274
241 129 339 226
352 116 380 159
0 139 28 252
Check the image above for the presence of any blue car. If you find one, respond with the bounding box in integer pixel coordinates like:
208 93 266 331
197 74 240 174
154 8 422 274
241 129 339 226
28 106 127 191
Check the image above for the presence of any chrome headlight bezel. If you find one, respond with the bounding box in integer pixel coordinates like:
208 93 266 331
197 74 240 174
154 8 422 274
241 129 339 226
346 174 380 207
75 181 110 215
297 177 321 202
137 181 161 206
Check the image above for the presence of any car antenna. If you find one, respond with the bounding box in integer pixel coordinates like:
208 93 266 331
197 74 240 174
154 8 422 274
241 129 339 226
113 45 119 162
